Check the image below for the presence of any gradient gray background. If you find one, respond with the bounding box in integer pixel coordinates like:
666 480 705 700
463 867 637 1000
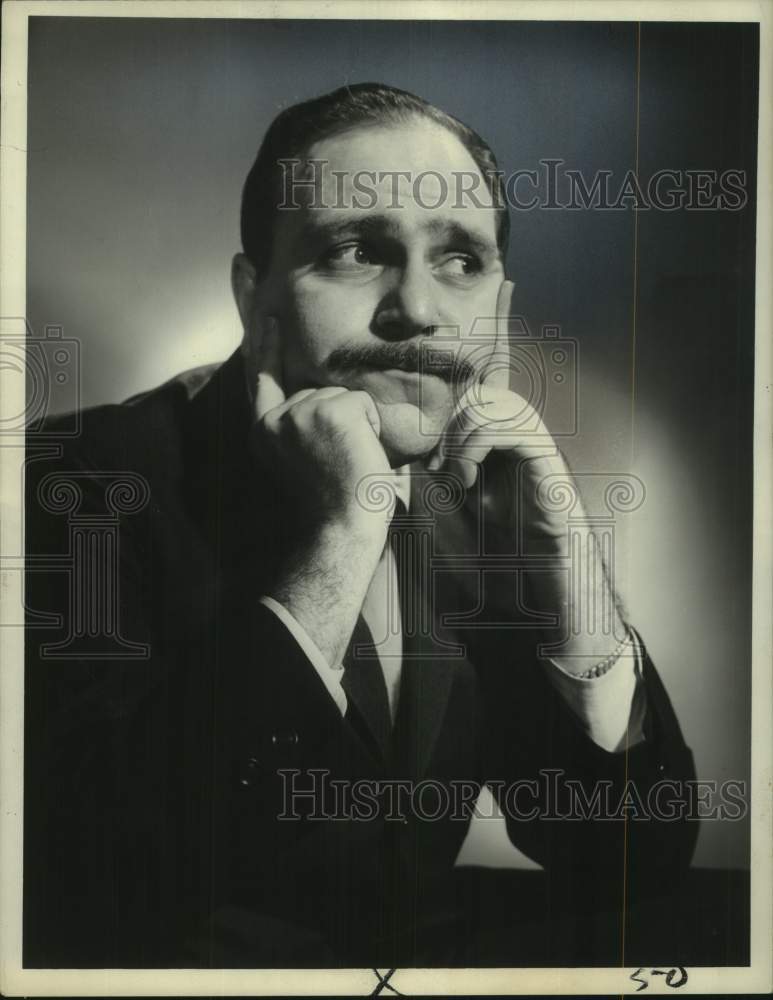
26 17 757 869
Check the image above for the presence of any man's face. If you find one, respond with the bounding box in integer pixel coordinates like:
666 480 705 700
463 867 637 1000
243 119 505 464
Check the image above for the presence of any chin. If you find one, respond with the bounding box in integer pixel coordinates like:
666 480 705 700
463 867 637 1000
375 401 448 467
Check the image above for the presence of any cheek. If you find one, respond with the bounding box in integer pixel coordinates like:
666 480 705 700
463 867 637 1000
282 282 372 371
454 287 504 371
464 284 500 330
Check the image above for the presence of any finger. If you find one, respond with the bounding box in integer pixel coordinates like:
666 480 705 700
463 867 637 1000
254 316 286 420
460 385 542 437
428 415 485 474
326 388 382 439
428 385 486 471
257 388 318 426
433 385 515 462
446 425 495 488
445 454 484 490
430 384 543 474
455 426 501 462
446 420 527 490
356 391 382 438
257 388 350 447
278 386 346 413
480 279 514 390
260 387 348 435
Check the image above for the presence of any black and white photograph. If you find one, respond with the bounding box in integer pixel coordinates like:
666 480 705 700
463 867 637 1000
1 1 770 995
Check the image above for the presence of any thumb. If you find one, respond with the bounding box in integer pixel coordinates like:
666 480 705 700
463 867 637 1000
480 279 514 391
360 392 382 439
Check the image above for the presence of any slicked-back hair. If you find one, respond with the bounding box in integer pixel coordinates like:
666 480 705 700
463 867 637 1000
240 82 510 275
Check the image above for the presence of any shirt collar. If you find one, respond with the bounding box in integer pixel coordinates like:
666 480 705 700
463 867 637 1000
392 463 412 512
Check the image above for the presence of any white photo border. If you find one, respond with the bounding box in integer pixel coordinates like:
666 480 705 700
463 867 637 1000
1 1 770 995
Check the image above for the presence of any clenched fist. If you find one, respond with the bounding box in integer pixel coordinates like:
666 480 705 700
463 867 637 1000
251 317 391 533
248 316 393 667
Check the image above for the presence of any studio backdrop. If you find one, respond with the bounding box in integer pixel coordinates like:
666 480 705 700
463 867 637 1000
26 16 757 871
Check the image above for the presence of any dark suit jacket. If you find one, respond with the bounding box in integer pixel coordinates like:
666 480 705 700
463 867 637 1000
23 350 697 968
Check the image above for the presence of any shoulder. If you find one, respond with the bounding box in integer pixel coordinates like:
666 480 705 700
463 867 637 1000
34 359 228 476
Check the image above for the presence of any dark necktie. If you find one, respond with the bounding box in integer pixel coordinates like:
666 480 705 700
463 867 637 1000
341 613 392 760
341 499 409 760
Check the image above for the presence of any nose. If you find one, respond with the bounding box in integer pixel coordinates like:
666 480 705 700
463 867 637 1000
373 261 440 341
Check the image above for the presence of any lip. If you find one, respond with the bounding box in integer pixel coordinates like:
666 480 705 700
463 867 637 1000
380 367 422 377
348 367 451 406
370 367 440 381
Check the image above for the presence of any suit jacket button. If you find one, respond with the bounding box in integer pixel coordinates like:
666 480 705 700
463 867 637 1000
271 730 300 748
238 756 261 787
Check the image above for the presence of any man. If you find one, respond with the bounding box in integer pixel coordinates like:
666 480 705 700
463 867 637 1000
24 83 696 968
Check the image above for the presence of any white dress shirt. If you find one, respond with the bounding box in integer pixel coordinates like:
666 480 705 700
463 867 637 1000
260 467 646 754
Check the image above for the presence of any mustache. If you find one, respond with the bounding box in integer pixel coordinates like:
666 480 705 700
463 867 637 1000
325 342 476 384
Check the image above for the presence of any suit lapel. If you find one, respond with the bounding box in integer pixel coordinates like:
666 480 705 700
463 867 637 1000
396 637 460 780
341 614 393 764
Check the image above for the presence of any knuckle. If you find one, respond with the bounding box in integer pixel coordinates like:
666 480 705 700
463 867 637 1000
313 397 341 423
350 390 375 412
258 410 280 435
282 405 311 437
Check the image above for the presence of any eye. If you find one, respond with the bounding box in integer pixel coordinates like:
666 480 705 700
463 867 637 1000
435 253 483 278
322 242 378 270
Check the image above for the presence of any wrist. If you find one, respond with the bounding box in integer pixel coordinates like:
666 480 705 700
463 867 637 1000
270 517 386 667
544 625 632 678
315 505 389 556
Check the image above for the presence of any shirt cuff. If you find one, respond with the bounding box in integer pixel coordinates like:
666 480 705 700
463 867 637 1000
541 630 647 753
259 596 348 716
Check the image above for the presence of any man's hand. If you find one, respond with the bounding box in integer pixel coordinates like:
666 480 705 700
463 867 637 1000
250 317 393 668
427 281 569 542
428 281 625 671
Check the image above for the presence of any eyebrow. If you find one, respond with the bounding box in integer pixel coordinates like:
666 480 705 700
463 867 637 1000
295 213 500 258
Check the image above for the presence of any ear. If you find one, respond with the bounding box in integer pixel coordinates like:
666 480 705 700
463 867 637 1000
231 253 258 334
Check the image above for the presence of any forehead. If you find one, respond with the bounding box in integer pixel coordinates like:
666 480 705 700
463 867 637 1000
290 121 500 246
309 120 483 181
